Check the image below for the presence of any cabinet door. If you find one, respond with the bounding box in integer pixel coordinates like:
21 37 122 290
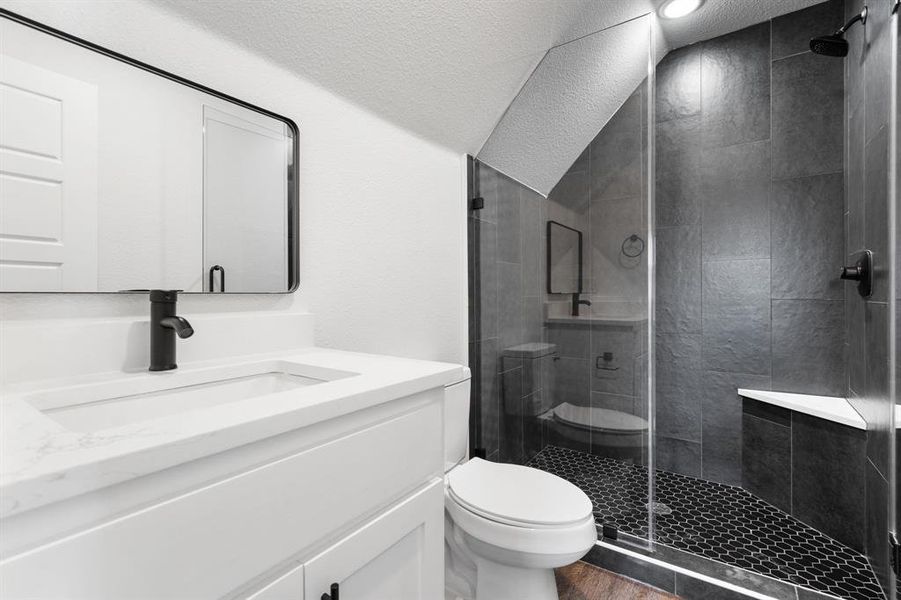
305 480 443 600
0 397 442 599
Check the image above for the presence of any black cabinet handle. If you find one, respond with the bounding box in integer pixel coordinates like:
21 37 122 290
208 265 225 293
321 582 339 600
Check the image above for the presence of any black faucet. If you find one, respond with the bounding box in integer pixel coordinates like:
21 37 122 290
149 290 194 371
571 293 591 316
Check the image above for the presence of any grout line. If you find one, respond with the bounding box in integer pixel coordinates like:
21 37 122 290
770 168 845 183
771 49 816 62
699 256 771 263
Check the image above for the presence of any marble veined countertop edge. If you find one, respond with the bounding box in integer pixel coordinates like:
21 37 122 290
0 348 464 519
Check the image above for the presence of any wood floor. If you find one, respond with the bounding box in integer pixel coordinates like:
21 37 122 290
555 561 680 600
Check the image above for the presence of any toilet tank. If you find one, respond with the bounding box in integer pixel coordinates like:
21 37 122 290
444 368 472 472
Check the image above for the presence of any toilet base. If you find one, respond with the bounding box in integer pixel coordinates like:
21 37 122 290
445 516 585 600
474 555 558 600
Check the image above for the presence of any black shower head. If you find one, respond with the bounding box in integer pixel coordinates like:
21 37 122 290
810 34 848 57
809 5 867 57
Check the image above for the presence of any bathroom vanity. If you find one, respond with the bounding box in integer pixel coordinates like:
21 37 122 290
0 11 465 598
0 316 462 598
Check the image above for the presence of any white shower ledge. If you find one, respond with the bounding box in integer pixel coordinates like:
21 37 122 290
738 389 867 430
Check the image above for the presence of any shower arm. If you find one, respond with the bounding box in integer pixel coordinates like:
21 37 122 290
834 6 867 35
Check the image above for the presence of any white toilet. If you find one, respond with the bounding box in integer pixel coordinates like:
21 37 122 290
444 371 597 600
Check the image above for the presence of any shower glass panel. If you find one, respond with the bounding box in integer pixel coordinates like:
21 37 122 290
471 2 899 599
468 14 654 549
893 4 899 599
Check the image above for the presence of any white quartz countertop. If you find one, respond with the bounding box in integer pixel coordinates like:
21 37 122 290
738 389 867 430
0 348 464 518
546 315 647 326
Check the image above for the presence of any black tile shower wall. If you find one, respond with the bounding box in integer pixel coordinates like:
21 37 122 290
468 160 547 465
740 398 868 552
843 0 894 596
654 1 847 485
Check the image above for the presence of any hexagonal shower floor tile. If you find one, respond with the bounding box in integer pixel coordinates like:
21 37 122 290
528 446 885 600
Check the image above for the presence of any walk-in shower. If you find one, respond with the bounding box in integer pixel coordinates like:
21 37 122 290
468 1 898 598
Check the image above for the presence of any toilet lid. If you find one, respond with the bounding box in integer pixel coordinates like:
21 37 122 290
553 403 648 433
447 458 592 527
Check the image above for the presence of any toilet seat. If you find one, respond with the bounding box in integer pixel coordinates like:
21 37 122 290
445 488 597 560
552 402 648 434
446 458 593 528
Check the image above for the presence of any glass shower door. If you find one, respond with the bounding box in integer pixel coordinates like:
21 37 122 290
891 3 899 598
467 13 655 551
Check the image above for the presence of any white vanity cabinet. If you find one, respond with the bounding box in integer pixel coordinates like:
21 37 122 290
247 481 443 600
0 387 446 599
302 480 443 600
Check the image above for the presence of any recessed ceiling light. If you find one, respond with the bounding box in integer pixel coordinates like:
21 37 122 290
659 0 704 19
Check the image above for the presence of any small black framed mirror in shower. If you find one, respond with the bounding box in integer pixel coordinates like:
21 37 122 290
0 9 299 294
546 221 583 294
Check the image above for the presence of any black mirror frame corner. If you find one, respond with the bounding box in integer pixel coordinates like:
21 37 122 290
0 8 301 295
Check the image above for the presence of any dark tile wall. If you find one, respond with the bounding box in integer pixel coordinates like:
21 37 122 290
741 398 867 551
469 160 546 464
655 1 847 486
843 0 895 595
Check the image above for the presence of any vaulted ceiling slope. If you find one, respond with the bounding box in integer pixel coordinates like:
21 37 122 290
155 0 823 193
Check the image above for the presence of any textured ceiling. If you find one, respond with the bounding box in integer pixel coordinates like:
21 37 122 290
478 15 654 194
152 0 656 155
153 0 824 192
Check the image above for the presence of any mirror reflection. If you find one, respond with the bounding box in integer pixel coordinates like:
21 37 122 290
0 16 297 293
546 220 582 294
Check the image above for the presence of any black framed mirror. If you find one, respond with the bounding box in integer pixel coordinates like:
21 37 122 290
0 9 299 294
546 220 583 294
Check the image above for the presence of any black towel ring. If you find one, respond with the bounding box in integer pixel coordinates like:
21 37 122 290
621 234 645 258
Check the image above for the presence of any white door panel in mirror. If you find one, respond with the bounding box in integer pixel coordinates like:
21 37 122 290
0 15 297 293
0 55 98 291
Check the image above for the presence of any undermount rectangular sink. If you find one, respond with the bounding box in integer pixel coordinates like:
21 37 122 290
25 360 357 433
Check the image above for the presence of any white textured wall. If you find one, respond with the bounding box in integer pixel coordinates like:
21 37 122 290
0 0 466 365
